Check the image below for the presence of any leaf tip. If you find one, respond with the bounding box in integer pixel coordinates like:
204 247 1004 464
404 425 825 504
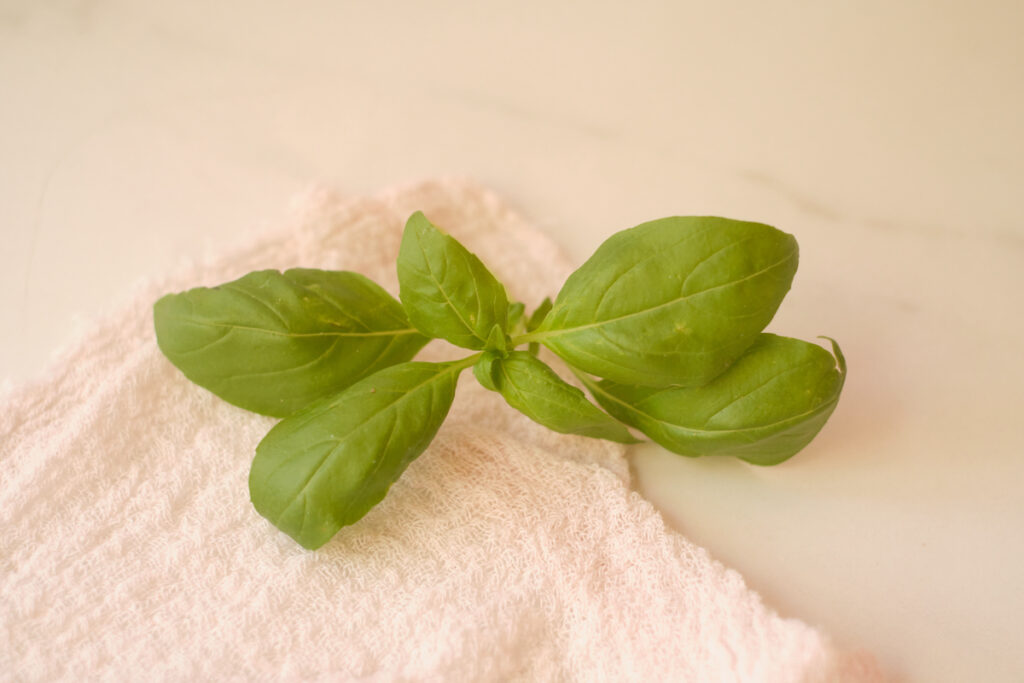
817 335 846 375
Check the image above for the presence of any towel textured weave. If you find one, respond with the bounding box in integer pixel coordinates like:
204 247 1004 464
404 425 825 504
1 180 882 681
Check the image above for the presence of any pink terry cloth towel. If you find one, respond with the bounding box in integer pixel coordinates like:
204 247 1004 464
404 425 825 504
0 179 884 682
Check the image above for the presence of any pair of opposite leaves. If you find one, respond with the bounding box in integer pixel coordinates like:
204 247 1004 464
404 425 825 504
154 212 845 549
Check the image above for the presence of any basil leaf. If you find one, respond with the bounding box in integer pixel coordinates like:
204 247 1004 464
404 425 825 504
248 361 462 549
472 350 502 391
508 302 526 335
535 216 798 387
526 296 553 356
582 334 845 465
526 297 553 331
397 211 510 349
490 351 637 443
154 269 429 417
484 324 510 355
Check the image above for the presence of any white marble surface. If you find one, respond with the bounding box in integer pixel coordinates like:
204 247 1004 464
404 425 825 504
2 2 1022 680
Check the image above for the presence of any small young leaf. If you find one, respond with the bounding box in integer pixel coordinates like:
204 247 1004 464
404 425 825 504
484 324 510 355
526 297 553 355
472 350 502 391
491 351 638 443
249 361 463 549
582 334 846 465
526 297 553 331
397 211 510 349
535 217 798 387
508 302 527 335
154 269 429 417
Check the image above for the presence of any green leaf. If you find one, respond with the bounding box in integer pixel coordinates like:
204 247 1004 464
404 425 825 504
248 361 463 549
153 269 429 417
484 324 510 355
526 297 553 356
491 351 638 443
526 297 553 331
397 211 510 349
582 334 846 465
534 216 798 387
508 302 527 335
472 350 502 391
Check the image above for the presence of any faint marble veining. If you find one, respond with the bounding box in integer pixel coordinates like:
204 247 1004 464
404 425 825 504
738 169 844 222
433 85 619 141
739 167 1024 250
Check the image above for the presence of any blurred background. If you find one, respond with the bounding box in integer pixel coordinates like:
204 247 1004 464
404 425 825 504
3 2 1023 680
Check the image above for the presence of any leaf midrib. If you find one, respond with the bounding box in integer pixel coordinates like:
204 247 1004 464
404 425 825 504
170 316 422 339
585 376 840 438
533 249 796 343
501 358 631 440
415 233 486 345
268 364 462 526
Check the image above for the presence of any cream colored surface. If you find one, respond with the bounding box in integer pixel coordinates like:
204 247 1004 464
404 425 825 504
1 2 1021 680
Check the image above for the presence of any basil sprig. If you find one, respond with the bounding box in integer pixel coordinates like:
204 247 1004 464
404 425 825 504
154 211 847 549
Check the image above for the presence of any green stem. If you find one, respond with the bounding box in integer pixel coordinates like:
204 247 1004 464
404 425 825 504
448 352 483 373
510 330 548 347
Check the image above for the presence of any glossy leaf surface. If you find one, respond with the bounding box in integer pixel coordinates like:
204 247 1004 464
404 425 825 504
583 334 845 465
535 216 798 387
154 269 429 417
490 351 637 443
397 211 509 349
249 361 461 549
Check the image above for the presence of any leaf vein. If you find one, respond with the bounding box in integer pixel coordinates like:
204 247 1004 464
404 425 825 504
541 248 797 340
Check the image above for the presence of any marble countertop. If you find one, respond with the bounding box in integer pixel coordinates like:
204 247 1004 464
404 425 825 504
3 2 1022 680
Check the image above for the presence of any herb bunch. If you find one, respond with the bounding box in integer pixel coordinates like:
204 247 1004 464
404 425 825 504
154 212 845 549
